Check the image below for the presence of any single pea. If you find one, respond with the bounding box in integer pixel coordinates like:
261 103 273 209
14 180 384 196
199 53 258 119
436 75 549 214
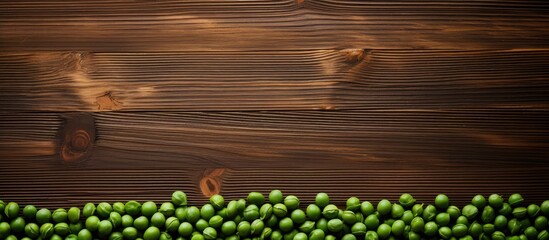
512 207 528 219
508 218 522 235
143 226 161 240
243 204 259 221
68 222 82 234
97 202 113 219
364 214 380 230
36 208 52 225
391 204 404 219
178 222 193 237
498 203 512 216
346 197 361 212
171 191 187 207
0 222 10 239
355 212 364 223
121 214 134 228
123 227 138 240
208 215 223 229
110 232 124 240
494 215 508 229
401 210 414 224
456 215 469 225
316 218 328 232
78 229 93 240
452 223 467 237
411 217 424 233
24 223 39 238
524 226 538 240
341 233 356 240
508 193 524 207
247 192 265 206
268 190 283 204
159 202 175 217
462 204 479 220
399 193 416 208
250 219 265 235
438 226 452 239
9 216 25 233
327 218 344 233
165 216 179 232
540 200 549 217
142 201 158 218
376 223 391 239
361 201 375 216
151 212 166 228
258 203 273 220
98 220 113 238
315 193 330 208
206 194 224 210
520 217 532 229
23 205 37 220
365 231 379 240
125 201 142 216
220 220 236 235
66 207 80 224
447 205 461 219
391 219 405 236
435 194 449 209
266 215 278 227
468 222 483 237
236 198 247 213
0 200 5 213
309 229 325 240
40 222 54 239
273 203 288 218
377 199 392 216
290 209 306 225
481 206 496 223
472 195 487 209
293 232 307 240
535 216 548 231
487 194 504 209
186 206 201 223
284 195 299 210
483 223 495 235
108 212 122 228
435 212 450 226
528 204 541 218
539 230 549 240
53 222 69 236
225 201 237 219
492 231 506 240
341 210 356 225
304 204 320 221
191 233 205 240
133 216 150 231
260 226 272 238
423 221 438 236
4 202 19 219
65 234 78 240
237 220 251 237
322 204 339 219
422 204 437 221
85 215 100 231
201 204 216 221
202 227 217 240
279 217 294 233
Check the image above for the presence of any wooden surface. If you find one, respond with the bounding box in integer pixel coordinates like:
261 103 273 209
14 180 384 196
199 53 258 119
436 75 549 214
1 0 549 207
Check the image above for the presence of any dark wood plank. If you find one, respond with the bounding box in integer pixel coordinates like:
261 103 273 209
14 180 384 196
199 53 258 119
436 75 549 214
1 1 548 51
1 50 548 111
1 110 547 170
0 167 548 208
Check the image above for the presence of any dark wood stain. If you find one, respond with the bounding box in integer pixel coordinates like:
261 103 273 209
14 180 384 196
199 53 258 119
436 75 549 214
0 0 548 207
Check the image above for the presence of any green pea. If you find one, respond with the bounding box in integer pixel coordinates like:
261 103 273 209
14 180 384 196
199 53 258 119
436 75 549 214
178 222 193 237
346 197 361 212
513 207 528 219
410 217 424 233
291 232 305 240
268 190 283 204
219 220 235 235
164 216 179 232
422 204 437 221
36 208 52 224
355 212 364 223
290 209 306 225
25 222 39 238
279 217 294 233
266 214 278 227
361 201 375 216
364 214 380 230
208 215 223 229
123 227 138 240
284 195 299 210
237 220 251 237
508 193 524 207
377 199 392 216
328 218 344 233
492 231 505 240
447 205 461 219
8 216 24 234
159 202 175 217
322 204 339 219
53 222 69 236
143 226 161 240
524 226 539 240
313 193 329 208
541 201 549 217
191 233 205 240
200 204 215 221
390 219 405 236
435 194 449 209
293 220 310 234
223 201 237 219
471 195 486 208
340 233 355 240
271 230 283 240
4 202 19 219
438 226 452 239
0 200 5 213
85 216 100 231
133 216 150 231
486 194 503 209
535 216 548 231
399 193 416 208
341 210 356 225
302 204 320 221
64 207 80 224
526 204 540 218
65 234 78 240
316 218 328 232
468 222 483 237
250 219 264 235
424 221 438 237
110 232 124 240
483 223 495 235
151 212 166 228
109 212 122 228
121 214 134 228
40 222 54 239
481 206 496 223
391 204 404 219
273 203 288 218
508 218 522 235
491 215 506 230
171 191 188 207
0 223 10 239
78 229 93 240
539 230 549 240
125 201 142 216
243 204 259 221
202 227 216 240
309 229 325 240
365 230 379 240
376 223 391 239
498 203 512 216
236 198 246 213
256 203 272 221
452 223 467 237
383 218 395 226
462 204 478 220
68 222 82 234
186 206 200 223
142 201 158 218
401 210 413 224
435 212 450 226
97 202 112 219
23 205 37 220
411 203 423 217
98 220 113 237
247 192 265 206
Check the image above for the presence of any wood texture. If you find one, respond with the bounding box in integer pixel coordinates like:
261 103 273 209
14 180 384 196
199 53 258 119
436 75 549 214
1 50 548 111
1 1 548 51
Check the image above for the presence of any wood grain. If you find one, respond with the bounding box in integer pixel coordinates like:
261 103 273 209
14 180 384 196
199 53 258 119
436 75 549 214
1 50 548 111
1 1 548 51
1 167 548 208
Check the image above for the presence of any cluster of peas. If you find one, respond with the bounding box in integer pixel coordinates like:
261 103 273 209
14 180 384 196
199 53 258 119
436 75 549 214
1 191 549 240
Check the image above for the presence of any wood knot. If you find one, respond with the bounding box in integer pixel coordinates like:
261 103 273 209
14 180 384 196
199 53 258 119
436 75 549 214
340 49 371 64
200 168 225 197
57 113 95 163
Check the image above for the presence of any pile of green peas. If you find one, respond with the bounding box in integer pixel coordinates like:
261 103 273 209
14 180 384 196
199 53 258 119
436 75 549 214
1 191 549 240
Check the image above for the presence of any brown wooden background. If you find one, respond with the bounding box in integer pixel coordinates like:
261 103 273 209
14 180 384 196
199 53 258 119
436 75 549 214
1 0 549 208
